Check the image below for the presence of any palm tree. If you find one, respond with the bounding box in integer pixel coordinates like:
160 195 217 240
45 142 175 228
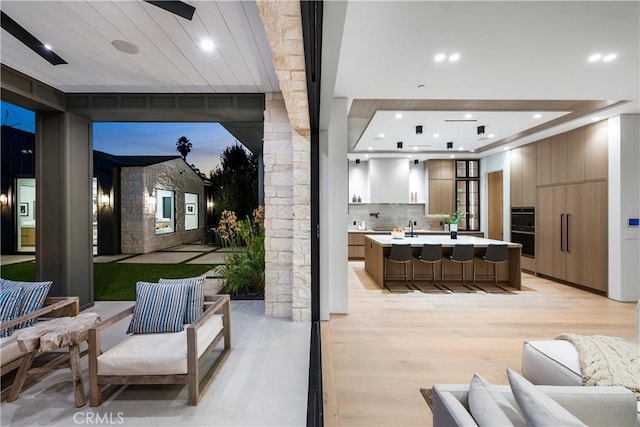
176 136 192 160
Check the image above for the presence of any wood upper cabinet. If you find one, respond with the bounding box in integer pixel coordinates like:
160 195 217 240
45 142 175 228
511 144 536 207
536 121 608 186
536 138 551 186
549 133 567 184
566 127 586 183
428 160 455 214
428 179 455 214
429 159 454 180
585 120 608 180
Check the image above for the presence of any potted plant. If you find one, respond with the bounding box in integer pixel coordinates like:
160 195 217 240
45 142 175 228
446 210 466 238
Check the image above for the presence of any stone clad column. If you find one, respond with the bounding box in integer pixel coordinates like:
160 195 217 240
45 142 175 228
264 93 294 318
258 0 312 321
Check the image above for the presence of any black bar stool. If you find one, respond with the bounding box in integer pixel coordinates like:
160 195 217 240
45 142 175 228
473 244 510 292
413 244 444 289
442 244 475 291
384 244 413 290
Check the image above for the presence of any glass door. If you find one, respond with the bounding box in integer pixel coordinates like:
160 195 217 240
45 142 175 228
16 178 36 253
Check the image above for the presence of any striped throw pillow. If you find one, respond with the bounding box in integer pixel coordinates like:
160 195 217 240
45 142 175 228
1 280 52 328
0 286 25 337
158 275 205 324
127 282 189 334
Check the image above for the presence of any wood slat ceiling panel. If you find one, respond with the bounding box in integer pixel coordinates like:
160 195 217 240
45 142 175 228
108 1 211 91
214 1 277 92
0 0 277 94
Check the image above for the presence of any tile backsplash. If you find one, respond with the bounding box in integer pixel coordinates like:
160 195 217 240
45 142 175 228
348 203 446 230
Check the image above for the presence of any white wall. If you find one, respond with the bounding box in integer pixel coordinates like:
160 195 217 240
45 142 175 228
608 115 640 302
320 98 349 319
409 161 426 202
348 160 369 203
480 151 510 239
369 158 409 203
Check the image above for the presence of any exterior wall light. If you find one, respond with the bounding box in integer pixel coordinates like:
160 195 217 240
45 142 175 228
100 194 110 206
0 193 7 204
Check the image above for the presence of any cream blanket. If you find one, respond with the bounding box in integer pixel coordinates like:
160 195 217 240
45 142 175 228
555 333 640 399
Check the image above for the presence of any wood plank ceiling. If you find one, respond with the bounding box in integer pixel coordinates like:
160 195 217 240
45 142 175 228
0 0 278 94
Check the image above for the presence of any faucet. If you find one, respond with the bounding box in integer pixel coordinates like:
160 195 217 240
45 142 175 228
408 220 414 237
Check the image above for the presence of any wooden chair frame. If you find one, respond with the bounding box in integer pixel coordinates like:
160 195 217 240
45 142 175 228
1 296 80 399
88 294 231 407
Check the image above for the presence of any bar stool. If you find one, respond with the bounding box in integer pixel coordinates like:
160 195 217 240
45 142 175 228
473 244 509 292
412 244 444 289
442 244 475 291
384 244 413 290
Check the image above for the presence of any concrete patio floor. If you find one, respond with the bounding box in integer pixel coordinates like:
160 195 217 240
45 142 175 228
1 301 310 426
1 243 306 426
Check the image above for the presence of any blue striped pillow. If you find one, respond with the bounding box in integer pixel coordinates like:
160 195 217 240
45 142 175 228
127 282 189 334
1 280 52 328
0 286 25 337
158 275 205 324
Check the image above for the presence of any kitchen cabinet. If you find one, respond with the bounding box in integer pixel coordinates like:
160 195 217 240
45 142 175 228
585 120 608 180
536 121 608 186
510 143 536 207
348 232 365 259
535 181 607 293
429 159 455 180
428 160 455 215
429 179 455 215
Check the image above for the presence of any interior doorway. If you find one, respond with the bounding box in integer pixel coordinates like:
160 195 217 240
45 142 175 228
488 171 503 241
16 178 36 253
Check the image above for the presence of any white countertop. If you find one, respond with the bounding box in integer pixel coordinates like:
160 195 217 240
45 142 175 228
364 234 521 248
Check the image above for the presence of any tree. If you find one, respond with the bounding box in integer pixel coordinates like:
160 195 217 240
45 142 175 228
175 136 192 160
209 144 258 224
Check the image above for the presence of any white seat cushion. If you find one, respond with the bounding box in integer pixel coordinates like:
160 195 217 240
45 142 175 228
522 341 581 386
98 314 223 376
0 328 26 366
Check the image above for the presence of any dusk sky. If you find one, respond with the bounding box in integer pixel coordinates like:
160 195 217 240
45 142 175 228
2 100 240 174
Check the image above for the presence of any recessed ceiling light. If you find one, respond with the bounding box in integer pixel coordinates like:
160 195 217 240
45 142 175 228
488 134 495 138
408 155 412 158
459 147 464 151
365 154 369 158
464 113 472 119
433 133 439 138
504 147 510 151
413 147 418 151
602 53 617 62
368 146 372 151
450 155 455 158
592 116 601 121
44 44 52 50
200 38 215 52
533 113 542 119
434 53 446 62
449 53 460 62
378 133 384 138
395 113 403 119
588 53 602 62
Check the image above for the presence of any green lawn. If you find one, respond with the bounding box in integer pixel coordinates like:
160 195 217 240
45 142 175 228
1 262 217 301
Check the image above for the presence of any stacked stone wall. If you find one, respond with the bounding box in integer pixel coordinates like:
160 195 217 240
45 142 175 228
120 158 205 254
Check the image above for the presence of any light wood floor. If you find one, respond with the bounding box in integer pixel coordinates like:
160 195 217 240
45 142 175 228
322 261 637 427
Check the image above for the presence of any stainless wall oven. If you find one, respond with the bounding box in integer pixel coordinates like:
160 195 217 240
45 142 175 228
511 207 534 257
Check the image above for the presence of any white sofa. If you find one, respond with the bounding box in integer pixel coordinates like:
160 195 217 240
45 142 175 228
432 383 637 427
522 301 640 425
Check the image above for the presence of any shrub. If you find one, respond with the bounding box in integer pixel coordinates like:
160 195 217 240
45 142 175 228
215 206 265 296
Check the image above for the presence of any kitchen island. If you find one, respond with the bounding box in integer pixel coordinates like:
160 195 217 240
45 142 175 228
364 234 522 289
